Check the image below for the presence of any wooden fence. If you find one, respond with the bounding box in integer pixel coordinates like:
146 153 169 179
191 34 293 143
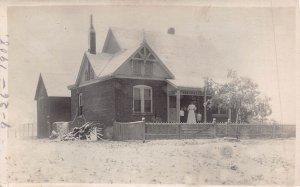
113 121 145 141
145 122 296 140
113 121 295 141
8 123 36 138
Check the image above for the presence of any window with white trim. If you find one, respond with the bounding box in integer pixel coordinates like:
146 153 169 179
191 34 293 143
133 85 152 113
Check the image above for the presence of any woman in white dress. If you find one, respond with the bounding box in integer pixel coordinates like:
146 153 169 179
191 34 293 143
187 101 197 124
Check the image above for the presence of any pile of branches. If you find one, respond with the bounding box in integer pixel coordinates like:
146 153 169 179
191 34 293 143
62 122 103 141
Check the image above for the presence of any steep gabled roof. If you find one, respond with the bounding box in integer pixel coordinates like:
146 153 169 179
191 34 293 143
86 49 136 77
72 27 228 89
108 27 228 88
35 73 74 99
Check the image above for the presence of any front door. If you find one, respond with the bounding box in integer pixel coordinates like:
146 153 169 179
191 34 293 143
169 96 177 122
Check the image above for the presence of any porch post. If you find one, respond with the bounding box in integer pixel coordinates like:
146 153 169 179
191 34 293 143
176 90 180 123
167 91 170 122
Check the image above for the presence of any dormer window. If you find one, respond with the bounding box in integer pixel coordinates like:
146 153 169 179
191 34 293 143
131 46 158 76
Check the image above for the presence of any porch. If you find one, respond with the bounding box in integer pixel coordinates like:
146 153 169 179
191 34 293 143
166 86 230 123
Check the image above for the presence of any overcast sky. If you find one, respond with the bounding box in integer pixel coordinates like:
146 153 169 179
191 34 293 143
7 4 296 125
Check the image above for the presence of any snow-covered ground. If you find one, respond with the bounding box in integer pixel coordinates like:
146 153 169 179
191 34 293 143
6 138 295 185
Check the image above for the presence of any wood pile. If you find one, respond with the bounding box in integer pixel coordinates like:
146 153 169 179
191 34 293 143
62 122 103 141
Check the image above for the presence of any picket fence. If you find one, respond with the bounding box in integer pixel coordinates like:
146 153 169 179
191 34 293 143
113 121 296 141
8 123 36 138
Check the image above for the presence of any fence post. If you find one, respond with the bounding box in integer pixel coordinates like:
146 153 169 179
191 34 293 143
178 123 181 139
272 124 275 138
235 124 238 138
226 122 228 137
213 124 217 138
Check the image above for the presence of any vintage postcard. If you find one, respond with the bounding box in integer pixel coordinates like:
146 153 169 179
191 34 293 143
0 0 299 186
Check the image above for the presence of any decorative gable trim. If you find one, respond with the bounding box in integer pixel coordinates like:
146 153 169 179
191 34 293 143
143 42 175 79
113 41 175 79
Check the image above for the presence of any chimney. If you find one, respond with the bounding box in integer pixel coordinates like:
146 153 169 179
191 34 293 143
167 27 175 35
88 14 96 54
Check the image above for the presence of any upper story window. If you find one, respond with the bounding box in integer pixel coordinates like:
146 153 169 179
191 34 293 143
133 85 152 113
85 70 89 81
131 46 158 77
132 60 142 75
90 69 94 79
85 62 94 81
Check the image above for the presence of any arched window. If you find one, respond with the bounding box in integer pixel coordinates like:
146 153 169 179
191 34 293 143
131 46 158 76
133 85 152 113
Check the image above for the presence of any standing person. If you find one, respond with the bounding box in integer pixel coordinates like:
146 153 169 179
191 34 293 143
180 107 185 123
187 101 197 124
196 112 202 123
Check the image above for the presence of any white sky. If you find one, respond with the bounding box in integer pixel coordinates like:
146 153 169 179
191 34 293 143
7 4 296 125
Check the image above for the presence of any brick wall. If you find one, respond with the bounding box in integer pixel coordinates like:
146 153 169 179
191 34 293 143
114 78 168 123
70 79 116 127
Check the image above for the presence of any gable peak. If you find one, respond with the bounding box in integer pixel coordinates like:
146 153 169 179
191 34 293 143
102 28 121 54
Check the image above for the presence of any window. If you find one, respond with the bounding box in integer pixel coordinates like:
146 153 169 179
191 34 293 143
84 62 94 81
133 85 152 113
132 60 142 75
133 88 141 112
145 62 153 76
131 46 158 76
78 93 83 116
85 70 89 81
90 69 94 80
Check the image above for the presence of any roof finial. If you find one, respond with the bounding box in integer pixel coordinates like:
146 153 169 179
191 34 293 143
142 29 146 43
90 14 94 29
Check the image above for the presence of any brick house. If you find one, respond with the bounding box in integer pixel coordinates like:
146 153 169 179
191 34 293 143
66 16 234 128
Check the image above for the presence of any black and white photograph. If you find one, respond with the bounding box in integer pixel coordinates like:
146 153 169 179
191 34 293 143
0 0 299 186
